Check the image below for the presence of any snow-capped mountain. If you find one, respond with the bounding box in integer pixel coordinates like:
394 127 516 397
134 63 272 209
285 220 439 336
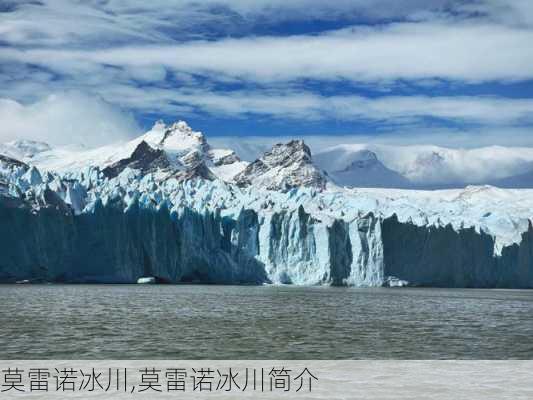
1 120 533 288
8 124 533 189
234 140 328 191
18 120 248 183
317 149 410 188
314 143 533 188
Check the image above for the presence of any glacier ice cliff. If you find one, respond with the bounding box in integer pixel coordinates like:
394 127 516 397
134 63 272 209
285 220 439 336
382 215 533 288
1 180 533 287
0 200 267 284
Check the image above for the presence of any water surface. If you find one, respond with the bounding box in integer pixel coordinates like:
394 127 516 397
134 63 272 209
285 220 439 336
1 285 532 359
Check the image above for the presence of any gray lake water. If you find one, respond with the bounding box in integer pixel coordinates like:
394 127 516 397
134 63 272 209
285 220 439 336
1 285 532 359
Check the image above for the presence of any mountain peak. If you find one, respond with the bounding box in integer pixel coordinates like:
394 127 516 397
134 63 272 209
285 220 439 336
266 140 311 161
330 149 410 188
96 120 247 183
234 140 327 191
340 150 378 170
159 120 208 153
171 120 193 132
151 119 166 131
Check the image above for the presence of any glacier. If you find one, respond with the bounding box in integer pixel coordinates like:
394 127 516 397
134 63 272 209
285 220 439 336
1 121 533 288
1 170 533 287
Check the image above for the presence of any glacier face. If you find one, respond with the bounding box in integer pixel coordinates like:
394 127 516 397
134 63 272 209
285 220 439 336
1 121 533 287
1 171 533 287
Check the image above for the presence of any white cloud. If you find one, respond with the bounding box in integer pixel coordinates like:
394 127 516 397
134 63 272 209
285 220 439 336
1 87 531 149
1 0 532 149
0 0 459 47
4 20 533 84
1 89 531 153
0 93 140 146
95 87 533 125
327 95 533 124
458 0 533 27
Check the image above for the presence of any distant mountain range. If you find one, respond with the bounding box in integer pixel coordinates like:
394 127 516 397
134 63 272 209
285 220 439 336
314 143 533 189
3 124 533 189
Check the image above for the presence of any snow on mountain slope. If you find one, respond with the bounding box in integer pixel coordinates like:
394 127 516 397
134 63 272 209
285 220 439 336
322 149 411 188
19 120 248 182
6 129 533 189
234 140 328 191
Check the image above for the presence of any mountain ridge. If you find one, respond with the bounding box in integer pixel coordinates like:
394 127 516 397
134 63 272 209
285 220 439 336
5 121 533 189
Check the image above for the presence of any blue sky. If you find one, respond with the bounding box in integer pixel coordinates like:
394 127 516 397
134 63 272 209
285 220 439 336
0 0 533 147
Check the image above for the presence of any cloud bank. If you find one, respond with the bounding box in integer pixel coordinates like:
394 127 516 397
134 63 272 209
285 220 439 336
5 21 533 84
0 0 532 147
0 93 140 146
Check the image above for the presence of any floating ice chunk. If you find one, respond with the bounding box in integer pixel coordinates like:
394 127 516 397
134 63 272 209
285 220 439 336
385 276 409 287
137 277 156 284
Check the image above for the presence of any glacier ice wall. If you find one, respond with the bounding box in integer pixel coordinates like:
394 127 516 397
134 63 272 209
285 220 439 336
382 215 533 288
1 199 533 287
0 200 266 284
